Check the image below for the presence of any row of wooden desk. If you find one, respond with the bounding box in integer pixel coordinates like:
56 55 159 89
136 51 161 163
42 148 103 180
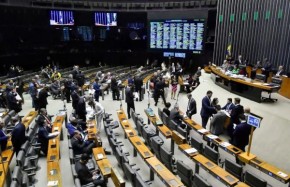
117 109 185 187
179 109 290 184
145 108 247 187
0 110 37 187
47 115 65 187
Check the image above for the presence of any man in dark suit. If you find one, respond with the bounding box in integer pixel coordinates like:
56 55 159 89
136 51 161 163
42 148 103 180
228 97 244 138
134 76 143 101
0 120 9 151
71 131 95 155
11 116 27 156
75 154 106 186
232 114 251 151
7 87 21 113
38 86 49 110
125 84 135 119
170 104 186 129
210 105 227 135
71 86 80 110
64 74 73 103
38 119 57 155
76 96 87 124
154 78 166 106
200 90 216 128
222 98 235 114
163 102 171 117
262 59 272 81
186 93 196 119
36 108 52 126
111 77 120 101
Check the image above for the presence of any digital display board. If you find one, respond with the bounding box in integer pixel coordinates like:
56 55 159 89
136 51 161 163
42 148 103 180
95 12 117 26
149 19 205 52
50 10 74 26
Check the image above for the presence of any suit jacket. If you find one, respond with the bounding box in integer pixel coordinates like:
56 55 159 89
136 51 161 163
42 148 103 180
71 137 86 155
7 91 20 112
231 104 244 124
134 77 143 90
222 103 235 113
200 96 216 118
77 97 86 116
163 108 170 117
71 90 80 110
210 111 227 135
75 161 93 185
0 129 8 151
232 122 251 149
170 108 183 124
11 122 26 150
186 98 197 115
125 87 134 104
37 114 51 125
38 89 49 108
38 125 52 153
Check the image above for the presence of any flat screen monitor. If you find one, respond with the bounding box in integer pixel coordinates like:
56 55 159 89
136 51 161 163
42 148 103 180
247 113 262 128
50 10 74 26
149 19 205 52
163 52 174 57
175 52 186 58
95 12 117 26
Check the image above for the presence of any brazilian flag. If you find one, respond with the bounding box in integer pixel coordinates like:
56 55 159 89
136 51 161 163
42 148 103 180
226 33 232 60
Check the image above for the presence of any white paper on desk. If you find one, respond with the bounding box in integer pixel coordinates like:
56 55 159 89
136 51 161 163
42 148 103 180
185 148 197 154
49 132 60 137
263 83 270 86
207 134 218 139
47 180 58 186
125 129 132 133
0 113 3 117
53 127 59 131
277 171 288 178
97 153 104 159
220 142 231 147
88 89 94 95
198 129 208 133
122 120 128 123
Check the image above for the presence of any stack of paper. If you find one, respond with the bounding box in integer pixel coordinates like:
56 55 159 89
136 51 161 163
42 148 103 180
207 134 218 139
185 148 198 154
277 171 288 178
49 132 60 137
97 153 104 159
220 142 231 147
47 180 58 186
198 129 208 133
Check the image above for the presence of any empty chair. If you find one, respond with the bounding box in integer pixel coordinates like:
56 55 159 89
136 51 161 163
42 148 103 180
190 136 203 153
16 150 36 183
135 173 151 187
12 166 29 187
177 126 187 139
123 163 137 185
261 77 282 102
20 141 30 154
192 174 212 187
160 146 176 173
142 125 156 146
203 145 219 165
244 171 267 187
136 120 145 136
158 108 164 123
109 137 123 155
167 119 178 131
10 180 18 187
150 136 164 159
224 159 243 180
176 160 193 187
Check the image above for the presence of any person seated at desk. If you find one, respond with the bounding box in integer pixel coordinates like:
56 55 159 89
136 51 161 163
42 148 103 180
38 119 58 155
75 154 106 187
262 59 272 81
222 98 235 114
275 65 287 77
71 131 95 155
232 114 251 151
170 104 186 129
210 105 228 135
163 102 171 117
67 117 86 138
251 61 262 79
231 64 240 74
221 60 230 71
0 119 10 151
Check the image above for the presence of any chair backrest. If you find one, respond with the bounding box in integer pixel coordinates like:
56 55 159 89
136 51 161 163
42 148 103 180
168 119 177 131
11 166 22 184
190 136 203 153
135 173 149 187
150 136 164 160
115 147 123 167
3 115 10 126
16 150 25 168
160 146 174 172
162 113 169 126
225 159 243 180
177 126 187 138
272 77 282 85
8 110 15 117
192 174 212 187
255 74 266 82
244 171 267 187
158 108 164 123
142 125 156 145
203 145 219 164
123 163 136 184
176 160 193 187
71 164 78 179
10 180 18 187
21 141 30 153
136 120 144 136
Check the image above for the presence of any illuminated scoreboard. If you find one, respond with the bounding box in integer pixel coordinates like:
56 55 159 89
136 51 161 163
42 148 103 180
150 19 205 52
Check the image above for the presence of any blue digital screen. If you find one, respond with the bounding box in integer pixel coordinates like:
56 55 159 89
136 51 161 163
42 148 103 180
50 10 74 26
175 52 186 58
163 52 174 57
95 12 117 26
247 114 262 128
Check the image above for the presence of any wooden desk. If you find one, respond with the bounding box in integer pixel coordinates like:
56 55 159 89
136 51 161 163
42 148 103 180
204 66 212 73
47 161 62 187
0 141 14 164
117 109 127 121
235 182 250 187
172 130 186 145
47 138 60 162
128 136 154 159
145 108 172 139
249 158 290 184
0 162 9 187
279 76 290 99
124 127 137 138
211 167 239 186
93 147 107 161
96 159 112 178
111 167 125 187
143 74 154 84
192 154 217 172
178 144 199 158
119 119 132 130
145 156 184 187
22 111 37 129
210 66 280 102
